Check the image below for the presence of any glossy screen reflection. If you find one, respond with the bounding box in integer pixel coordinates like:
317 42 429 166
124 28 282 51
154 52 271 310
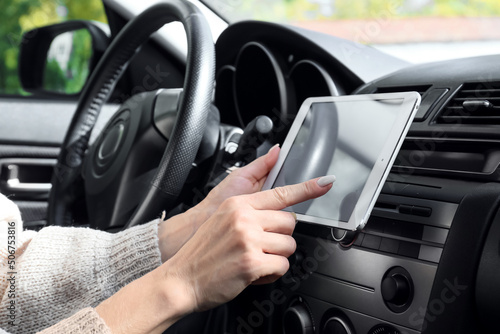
272 100 402 224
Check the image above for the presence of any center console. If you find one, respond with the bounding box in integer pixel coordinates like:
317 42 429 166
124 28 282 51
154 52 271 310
275 174 472 334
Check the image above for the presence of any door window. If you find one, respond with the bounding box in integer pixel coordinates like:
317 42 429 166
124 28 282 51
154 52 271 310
0 0 107 96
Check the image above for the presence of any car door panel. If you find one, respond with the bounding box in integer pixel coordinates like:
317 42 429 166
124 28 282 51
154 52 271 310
0 100 117 227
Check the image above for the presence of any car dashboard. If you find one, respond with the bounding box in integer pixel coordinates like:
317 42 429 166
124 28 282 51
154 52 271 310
212 20 500 334
1 13 498 334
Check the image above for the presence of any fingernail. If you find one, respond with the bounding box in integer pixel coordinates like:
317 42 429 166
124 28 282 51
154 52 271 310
291 212 297 224
268 143 280 154
317 175 336 187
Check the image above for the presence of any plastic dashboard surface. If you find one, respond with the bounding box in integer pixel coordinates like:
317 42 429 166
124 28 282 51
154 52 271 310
213 21 500 334
214 20 409 128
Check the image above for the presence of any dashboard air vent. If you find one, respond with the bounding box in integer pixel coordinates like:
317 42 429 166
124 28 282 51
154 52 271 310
437 82 500 124
376 85 431 97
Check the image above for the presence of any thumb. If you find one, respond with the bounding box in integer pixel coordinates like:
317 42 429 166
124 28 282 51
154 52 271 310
233 144 280 184
248 175 336 210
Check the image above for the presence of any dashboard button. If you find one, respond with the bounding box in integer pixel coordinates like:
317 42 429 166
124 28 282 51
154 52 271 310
384 221 402 236
418 245 443 263
398 241 420 258
398 204 412 215
379 238 400 254
361 234 382 250
364 218 385 233
422 226 448 244
400 223 423 240
412 206 432 217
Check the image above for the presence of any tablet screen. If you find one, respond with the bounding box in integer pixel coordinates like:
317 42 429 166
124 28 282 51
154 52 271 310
263 93 419 230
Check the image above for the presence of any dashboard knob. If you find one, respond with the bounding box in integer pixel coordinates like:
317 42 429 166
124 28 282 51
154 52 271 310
289 249 311 279
368 324 400 334
283 303 314 334
322 316 353 334
381 274 410 305
289 249 305 268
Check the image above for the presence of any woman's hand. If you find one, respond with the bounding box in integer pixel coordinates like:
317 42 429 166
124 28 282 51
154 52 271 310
198 144 281 217
157 145 281 262
162 175 333 312
96 175 334 334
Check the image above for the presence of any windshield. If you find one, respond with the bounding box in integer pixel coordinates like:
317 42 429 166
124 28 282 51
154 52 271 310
202 0 500 64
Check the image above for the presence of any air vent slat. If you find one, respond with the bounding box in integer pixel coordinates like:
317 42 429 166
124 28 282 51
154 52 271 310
437 82 500 125
439 116 500 124
444 106 500 111
445 105 500 110
459 88 500 94
452 97 500 102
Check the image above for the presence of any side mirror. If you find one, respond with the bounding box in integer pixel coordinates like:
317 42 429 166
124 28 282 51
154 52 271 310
19 20 109 96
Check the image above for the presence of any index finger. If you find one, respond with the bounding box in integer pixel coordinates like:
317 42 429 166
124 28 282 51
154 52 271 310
247 175 335 210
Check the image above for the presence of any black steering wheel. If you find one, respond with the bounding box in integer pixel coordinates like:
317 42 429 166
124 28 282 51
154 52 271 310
48 0 215 229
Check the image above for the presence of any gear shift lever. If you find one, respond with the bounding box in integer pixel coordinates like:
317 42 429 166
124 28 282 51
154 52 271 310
233 115 274 164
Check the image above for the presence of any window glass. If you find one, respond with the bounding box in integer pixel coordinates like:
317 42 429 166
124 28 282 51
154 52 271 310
201 0 500 63
0 0 107 95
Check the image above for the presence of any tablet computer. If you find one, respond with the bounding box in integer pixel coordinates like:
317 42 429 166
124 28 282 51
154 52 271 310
262 92 420 231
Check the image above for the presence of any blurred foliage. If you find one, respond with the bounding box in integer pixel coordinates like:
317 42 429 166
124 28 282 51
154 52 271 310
43 29 92 94
0 0 106 95
2 0 500 95
206 0 500 22
44 59 67 93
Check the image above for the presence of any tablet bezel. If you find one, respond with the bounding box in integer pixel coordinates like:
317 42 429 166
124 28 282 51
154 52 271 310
262 92 420 231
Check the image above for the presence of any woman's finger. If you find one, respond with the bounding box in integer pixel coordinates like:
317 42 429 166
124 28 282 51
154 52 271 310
259 232 297 257
256 210 297 235
254 253 290 279
248 176 335 211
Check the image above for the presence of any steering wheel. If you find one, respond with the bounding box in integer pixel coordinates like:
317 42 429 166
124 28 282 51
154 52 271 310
47 0 215 229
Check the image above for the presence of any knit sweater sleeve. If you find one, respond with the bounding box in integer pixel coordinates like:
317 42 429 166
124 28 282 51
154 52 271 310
37 307 111 334
0 307 110 334
0 220 162 334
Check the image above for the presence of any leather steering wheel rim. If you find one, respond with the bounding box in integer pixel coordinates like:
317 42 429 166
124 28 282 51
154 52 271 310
48 0 215 227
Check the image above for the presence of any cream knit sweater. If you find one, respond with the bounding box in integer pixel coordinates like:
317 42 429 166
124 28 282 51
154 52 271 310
0 194 163 333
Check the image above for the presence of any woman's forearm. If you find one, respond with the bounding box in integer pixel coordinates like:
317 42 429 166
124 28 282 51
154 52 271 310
157 203 212 263
96 266 192 334
0 221 162 333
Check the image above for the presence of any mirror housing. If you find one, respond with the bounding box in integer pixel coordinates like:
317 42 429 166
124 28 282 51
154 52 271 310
19 20 109 96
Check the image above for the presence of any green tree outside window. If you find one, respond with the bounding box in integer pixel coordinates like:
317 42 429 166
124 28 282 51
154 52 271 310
0 0 107 96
